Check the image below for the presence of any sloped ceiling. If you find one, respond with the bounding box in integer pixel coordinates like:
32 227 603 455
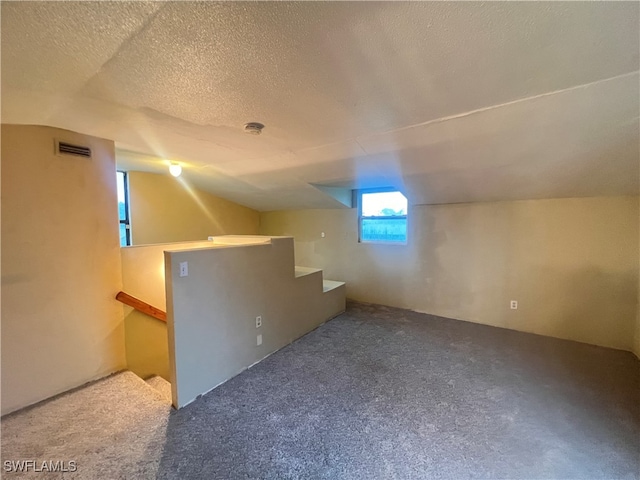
2 1 638 211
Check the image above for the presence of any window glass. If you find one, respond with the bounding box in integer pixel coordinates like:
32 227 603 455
119 223 128 247
359 190 408 244
117 171 131 246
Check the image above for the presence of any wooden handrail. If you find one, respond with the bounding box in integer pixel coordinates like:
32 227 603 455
116 291 166 323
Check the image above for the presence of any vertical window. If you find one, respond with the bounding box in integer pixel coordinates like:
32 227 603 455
117 171 131 246
358 189 408 244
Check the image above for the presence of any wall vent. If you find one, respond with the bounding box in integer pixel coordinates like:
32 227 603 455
57 141 91 158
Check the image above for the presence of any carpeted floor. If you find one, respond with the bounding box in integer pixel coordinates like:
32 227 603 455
145 375 172 404
3 301 639 479
2 371 171 479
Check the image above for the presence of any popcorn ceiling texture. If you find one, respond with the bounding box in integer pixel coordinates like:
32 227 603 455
2 303 638 479
1 2 638 210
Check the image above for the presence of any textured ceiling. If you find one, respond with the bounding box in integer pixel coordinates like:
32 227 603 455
2 1 638 211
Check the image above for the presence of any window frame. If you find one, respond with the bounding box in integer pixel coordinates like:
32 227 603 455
357 187 408 245
117 170 131 247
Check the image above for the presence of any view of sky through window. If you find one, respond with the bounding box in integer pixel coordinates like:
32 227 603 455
116 171 129 246
117 171 126 204
361 191 407 217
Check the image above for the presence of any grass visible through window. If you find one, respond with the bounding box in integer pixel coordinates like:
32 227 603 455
359 190 407 244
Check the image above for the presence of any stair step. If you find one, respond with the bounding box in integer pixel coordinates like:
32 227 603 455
1 371 170 477
145 375 172 403
323 279 345 293
295 266 322 278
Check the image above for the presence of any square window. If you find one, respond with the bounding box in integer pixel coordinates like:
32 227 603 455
358 189 408 244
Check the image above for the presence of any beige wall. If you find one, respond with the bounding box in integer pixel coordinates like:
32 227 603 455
128 171 259 245
120 238 283 383
260 196 639 352
1 125 126 415
636 194 640 358
120 240 211 381
166 237 345 408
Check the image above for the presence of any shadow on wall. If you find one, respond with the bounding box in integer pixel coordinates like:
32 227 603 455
124 310 170 381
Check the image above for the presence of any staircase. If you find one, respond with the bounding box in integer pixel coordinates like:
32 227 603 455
1 371 171 479
2 236 345 475
120 235 346 409
145 375 172 403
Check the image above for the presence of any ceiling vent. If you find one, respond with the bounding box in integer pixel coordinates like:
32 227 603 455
244 122 265 135
56 140 92 158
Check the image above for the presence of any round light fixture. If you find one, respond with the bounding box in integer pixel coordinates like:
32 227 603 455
169 163 182 177
244 122 265 135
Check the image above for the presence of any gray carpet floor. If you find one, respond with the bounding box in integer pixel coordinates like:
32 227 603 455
3 301 639 479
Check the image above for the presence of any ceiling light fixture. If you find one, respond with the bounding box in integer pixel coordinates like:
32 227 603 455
244 122 265 135
169 163 182 177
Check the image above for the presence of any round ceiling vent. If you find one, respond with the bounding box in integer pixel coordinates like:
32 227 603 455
244 122 265 135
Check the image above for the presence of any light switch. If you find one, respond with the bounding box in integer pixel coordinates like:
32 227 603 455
179 261 188 277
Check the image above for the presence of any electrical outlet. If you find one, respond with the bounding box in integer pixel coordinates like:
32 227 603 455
179 261 188 277
256 316 262 328
257 334 262 346
510 300 518 310
321 232 325 238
